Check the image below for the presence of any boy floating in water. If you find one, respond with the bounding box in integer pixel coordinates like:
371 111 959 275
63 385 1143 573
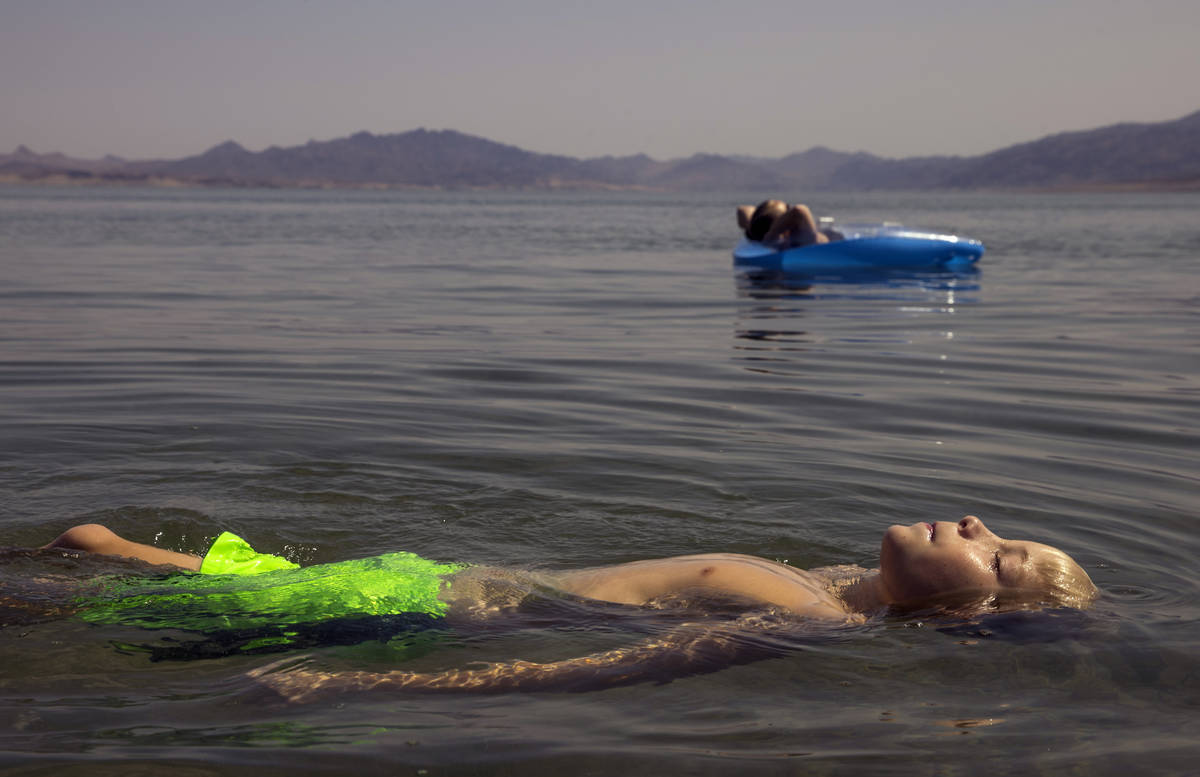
36 516 1098 698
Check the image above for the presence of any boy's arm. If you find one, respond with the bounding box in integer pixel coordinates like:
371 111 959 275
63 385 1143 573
250 615 788 700
737 205 754 230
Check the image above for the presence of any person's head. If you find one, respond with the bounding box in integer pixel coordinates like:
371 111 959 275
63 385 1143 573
746 199 788 241
878 515 1098 612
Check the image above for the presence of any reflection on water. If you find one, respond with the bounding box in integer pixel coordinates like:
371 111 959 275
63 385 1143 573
733 268 980 346
734 265 981 297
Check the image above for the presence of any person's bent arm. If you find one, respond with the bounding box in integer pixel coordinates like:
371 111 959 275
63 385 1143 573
763 204 829 246
737 205 754 231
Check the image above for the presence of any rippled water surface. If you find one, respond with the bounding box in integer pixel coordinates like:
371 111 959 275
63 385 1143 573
1 186 1197 775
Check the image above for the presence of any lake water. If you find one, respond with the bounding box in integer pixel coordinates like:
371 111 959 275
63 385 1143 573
0 185 1197 776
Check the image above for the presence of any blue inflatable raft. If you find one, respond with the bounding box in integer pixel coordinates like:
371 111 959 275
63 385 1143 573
733 223 984 274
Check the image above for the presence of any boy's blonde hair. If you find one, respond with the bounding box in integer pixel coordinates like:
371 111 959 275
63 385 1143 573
1022 548 1099 609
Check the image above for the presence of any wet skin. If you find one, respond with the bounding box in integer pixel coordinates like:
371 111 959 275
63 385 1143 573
879 515 1056 604
546 553 853 620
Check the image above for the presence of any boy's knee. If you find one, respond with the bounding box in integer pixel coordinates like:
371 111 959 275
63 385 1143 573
46 523 120 553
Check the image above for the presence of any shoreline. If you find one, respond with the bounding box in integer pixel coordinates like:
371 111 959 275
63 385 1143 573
2 173 1198 194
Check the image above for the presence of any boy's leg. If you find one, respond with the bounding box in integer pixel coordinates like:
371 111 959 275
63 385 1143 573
44 524 202 571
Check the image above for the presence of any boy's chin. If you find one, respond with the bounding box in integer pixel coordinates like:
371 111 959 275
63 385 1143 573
885 588 999 619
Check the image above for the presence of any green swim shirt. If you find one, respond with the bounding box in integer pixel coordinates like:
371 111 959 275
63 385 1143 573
75 533 466 633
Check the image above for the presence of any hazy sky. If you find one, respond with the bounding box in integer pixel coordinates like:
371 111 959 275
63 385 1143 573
3 0 1198 161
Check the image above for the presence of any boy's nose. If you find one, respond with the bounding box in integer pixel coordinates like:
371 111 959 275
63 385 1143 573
958 515 985 538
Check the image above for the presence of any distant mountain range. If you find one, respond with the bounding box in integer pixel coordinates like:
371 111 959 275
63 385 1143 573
4 110 1199 191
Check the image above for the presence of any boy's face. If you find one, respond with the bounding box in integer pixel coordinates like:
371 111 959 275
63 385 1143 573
878 515 1058 604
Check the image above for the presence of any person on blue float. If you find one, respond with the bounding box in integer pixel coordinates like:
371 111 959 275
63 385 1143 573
41 515 1097 698
737 199 829 247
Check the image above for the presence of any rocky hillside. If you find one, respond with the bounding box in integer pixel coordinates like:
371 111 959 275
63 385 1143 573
5 110 1199 191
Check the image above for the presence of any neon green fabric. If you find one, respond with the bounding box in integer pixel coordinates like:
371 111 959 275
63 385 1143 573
199 531 300 575
76 534 466 633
